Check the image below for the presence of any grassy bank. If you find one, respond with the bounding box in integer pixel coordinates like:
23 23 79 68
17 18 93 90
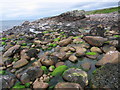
86 6 120 15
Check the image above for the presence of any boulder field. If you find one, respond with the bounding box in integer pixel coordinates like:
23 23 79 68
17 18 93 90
0 10 119 89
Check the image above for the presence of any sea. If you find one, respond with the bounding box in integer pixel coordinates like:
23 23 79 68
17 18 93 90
0 20 34 32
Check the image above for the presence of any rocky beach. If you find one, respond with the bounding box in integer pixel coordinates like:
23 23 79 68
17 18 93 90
0 9 120 89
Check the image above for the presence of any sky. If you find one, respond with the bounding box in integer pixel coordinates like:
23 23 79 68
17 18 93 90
0 0 119 20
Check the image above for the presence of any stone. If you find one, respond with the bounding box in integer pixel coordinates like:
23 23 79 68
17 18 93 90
68 55 78 62
101 45 116 53
81 62 91 71
75 47 87 57
86 54 99 59
0 74 17 88
55 62 65 67
63 68 88 87
20 67 43 84
3 45 21 57
95 51 120 67
60 10 86 21
60 47 69 52
55 82 83 90
90 47 102 53
13 59 28 69
40 58 54 66
52 52 71 60
33 78 49 89
59 37 73 46
91 63 119 88
20 49 30 60
83 36 107 46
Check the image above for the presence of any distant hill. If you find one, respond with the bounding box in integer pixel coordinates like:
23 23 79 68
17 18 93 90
86 6 120 15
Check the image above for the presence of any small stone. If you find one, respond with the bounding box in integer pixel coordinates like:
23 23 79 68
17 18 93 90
68 55 78 62
81 62 91 71
90 47 102 53
55 62 65 67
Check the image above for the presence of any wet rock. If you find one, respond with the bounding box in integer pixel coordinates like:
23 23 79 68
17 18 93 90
83 36 107 46
86 53 99 59
75 47 87 57
13 59 28 69
20 67 43 84
26 49 38 58
0 74 17 88
90 47 102 53
55 62 65 67
96 51 120 67
60 47 69 52
81 62 91 71
63 68 88 87
91 63 119 88
59 37 73 46
3 45 21 57
20 49 30 60
101 45 116 53
33 78 49 89
52 52 71 60
39 54 55 66
68 55 78 62
55 82 83 90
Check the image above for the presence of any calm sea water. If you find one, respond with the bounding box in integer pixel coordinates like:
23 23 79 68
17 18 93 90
0 20 34 32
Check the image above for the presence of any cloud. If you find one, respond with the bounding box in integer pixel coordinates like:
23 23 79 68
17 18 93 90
0 0 119 20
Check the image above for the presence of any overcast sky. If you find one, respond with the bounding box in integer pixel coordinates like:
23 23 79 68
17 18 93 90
0 0 119 20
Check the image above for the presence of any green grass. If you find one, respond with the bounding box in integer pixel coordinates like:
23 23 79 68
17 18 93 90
86 7 120 15
0 70 6 75
54 38 60 42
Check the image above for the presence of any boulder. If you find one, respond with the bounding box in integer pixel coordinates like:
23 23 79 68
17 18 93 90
60 10 86 21
3 45 21 57
55 82 83 90
68 55 78 62
75 47 87 57
59 37 73 46
101 45 116 53
0 74 17 88
55 62 65 67
96 51 120 67
63 68 88 87
20 67 43 84
90 47 102 53
13 59 28 69
83 36 107 46
33 78 49 89
81 62 91 71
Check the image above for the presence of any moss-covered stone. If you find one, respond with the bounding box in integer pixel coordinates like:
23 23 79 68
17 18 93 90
51 65 68 76
85 52 97 55
41 66 49 74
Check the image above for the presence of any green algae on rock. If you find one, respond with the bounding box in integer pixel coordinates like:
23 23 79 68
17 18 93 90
51 65 68 76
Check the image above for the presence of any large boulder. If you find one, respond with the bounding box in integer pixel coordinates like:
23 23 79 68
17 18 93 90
60 10 86 21
83 36 107 46
3 45 21 57
91 63 119 88
55 82 83 90
95 51 120 67
62 68 88 87
20 67 43 84
0 74 17 88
